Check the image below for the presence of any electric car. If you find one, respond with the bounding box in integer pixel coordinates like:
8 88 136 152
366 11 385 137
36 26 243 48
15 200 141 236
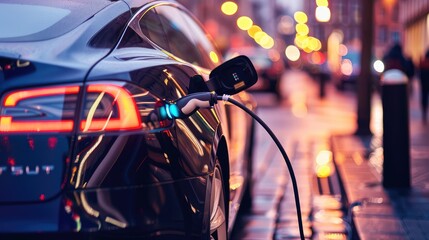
0 0 256 239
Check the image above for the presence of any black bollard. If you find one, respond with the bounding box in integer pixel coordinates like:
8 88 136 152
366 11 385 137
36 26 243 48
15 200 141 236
381 69 410 188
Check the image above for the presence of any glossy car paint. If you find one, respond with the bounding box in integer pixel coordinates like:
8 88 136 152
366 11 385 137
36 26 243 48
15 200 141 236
0 0 254 239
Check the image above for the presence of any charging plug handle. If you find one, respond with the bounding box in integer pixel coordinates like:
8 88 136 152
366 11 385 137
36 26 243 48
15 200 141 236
174 92 217 118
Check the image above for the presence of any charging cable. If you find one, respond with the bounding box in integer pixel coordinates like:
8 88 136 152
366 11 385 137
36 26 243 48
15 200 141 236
162 92 305 240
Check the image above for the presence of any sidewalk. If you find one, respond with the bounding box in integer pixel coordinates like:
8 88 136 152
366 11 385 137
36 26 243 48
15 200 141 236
232 74 429 239
331 88 429 239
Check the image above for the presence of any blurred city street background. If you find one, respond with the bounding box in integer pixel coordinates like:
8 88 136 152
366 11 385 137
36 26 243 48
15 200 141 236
177 1 429 239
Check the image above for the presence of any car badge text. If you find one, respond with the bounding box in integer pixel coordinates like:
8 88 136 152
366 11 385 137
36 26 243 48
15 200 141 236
0 165 55 176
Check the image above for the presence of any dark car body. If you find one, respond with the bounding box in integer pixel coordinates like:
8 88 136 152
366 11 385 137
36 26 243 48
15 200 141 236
0 0 255 239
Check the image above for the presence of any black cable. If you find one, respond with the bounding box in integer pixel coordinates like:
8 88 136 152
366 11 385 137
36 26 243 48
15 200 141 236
218 95 305 240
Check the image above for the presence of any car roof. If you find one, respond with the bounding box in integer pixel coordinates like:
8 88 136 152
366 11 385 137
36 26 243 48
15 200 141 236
0 0 119 42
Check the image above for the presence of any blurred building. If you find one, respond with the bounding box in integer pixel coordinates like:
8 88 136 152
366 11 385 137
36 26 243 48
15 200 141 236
374 0 402 59
304 0 361 51
400 0 429 62
304 0 402 58
177 0 279 55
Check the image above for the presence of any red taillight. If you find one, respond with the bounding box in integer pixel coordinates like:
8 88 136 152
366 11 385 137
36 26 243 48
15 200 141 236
0 83 143 133
80 84 141 132
0 86 79 132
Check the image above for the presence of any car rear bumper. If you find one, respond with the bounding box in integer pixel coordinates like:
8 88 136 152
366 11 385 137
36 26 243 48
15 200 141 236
0 175 209 239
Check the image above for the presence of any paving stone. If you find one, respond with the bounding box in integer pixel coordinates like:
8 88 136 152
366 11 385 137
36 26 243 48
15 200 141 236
238 215 277 230
276 220 312 230
358 233 409 240
352 203 400 218
354 216 406 235
275 226 313 239
237 230 275 240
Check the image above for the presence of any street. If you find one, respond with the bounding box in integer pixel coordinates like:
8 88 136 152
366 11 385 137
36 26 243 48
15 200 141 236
231 69 429 239
232 70 361 239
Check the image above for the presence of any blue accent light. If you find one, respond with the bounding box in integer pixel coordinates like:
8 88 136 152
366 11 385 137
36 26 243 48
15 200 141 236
159 106 167 119
165 104 173 119
168 104 180 118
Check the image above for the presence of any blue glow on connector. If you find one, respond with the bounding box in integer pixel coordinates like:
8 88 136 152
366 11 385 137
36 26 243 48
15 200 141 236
159 106 168 119
168 104 180 118
158 103 180 120
166 104 173 119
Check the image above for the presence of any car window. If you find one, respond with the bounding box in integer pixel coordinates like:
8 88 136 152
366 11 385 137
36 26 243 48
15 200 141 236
90 12 131 49
0 1 111 42
118 27 152 49
138 8 170 51
180 9 222 68
0 4 70 39
154 6 203 67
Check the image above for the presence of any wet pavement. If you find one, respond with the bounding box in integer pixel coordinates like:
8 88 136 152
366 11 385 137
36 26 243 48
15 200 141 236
232 71 355 239
231 71 429 239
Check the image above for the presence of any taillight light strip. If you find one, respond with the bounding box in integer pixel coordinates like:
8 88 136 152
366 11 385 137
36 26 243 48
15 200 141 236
0 84 142 133
81 84 141 132
0 86 79 132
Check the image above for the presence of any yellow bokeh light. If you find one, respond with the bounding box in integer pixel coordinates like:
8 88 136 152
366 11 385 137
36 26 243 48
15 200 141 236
258 35 270 45
300 37 310 49
316 165 332 178
247 25 262 38
260 36 274 49
294 35 307 49
221 1 238 15
308 37 322 51
315 150 333 178
209 51 219 64
237 16 253 30
254 31 267 43
303 47 313 53
295 23 309 36
294 11 308 24
316 0 329 7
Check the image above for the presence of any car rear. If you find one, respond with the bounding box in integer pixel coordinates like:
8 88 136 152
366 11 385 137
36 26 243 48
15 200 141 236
0 0 131 237
0 1 214 238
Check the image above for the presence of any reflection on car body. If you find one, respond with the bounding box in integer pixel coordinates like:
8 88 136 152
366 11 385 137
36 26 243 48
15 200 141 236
0 1 255 239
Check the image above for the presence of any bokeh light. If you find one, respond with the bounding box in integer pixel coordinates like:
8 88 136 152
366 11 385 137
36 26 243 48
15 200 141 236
221 1 238 15
260 35 274 49
294 11 308 24
209 51 219 64
374 60 385 73
315 150 333 178
295 23 309 36
315 6 331 22
247 25 262 38
254 31 267 43
285 45 300 61
341 59 353 76
316 0 329 7
339 44 348 56
237 16 253 30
